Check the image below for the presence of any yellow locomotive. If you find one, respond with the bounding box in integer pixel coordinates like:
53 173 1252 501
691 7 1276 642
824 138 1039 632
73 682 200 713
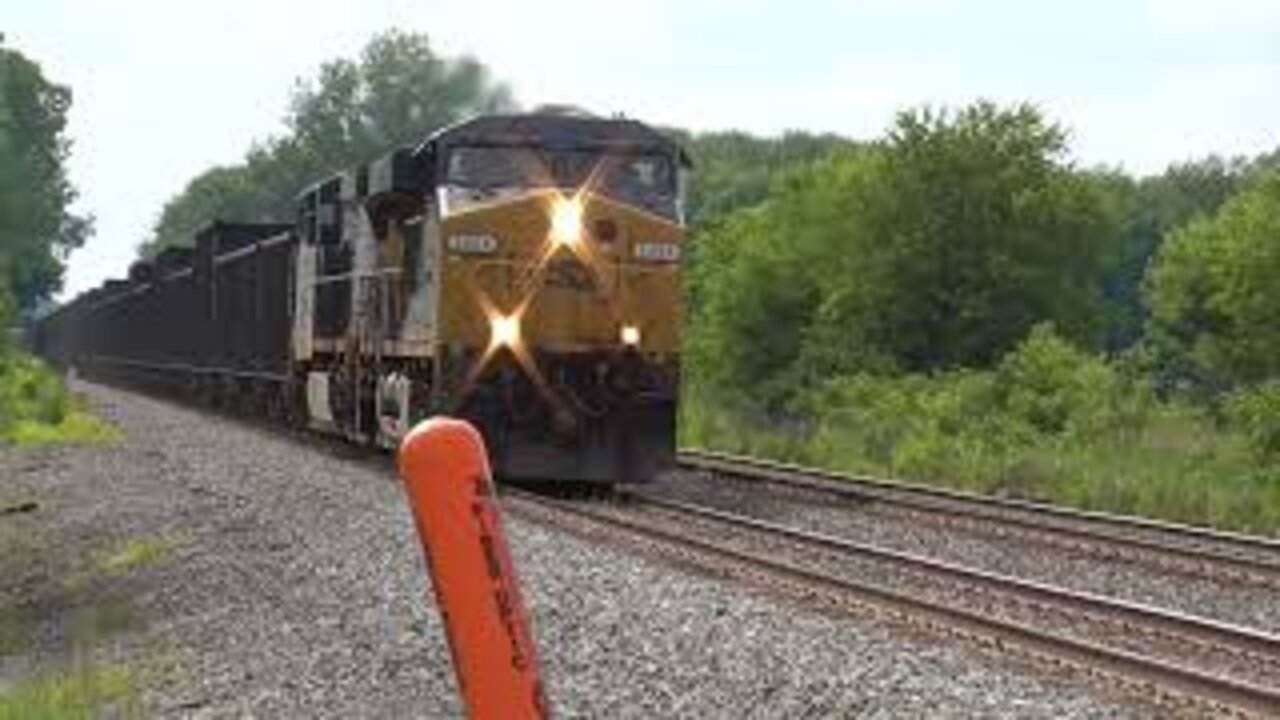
294 110 688 482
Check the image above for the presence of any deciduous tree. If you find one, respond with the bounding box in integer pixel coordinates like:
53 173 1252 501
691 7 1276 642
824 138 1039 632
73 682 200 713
690 102 1122 406
143 30 513 255
1145 172 1280 392
0 34 90 310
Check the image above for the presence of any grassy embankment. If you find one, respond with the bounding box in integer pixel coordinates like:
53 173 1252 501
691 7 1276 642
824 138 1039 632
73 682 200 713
682 326 1280 536
0 352 118 445
2 345 136 717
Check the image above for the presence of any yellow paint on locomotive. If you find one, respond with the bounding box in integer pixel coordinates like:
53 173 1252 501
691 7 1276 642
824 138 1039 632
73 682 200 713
436 189 684 358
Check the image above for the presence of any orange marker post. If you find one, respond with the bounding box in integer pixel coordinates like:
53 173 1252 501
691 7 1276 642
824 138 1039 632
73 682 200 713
398 418 548 720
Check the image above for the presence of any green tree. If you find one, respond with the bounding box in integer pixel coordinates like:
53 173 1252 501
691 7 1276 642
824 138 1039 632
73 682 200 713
1145 172 1280 392
687 203 828 402
290 31 512 168
690 102 1122 406
1102 156 1253 350
670 129 853 225
143 166 259 254
0 34 90 311
807 103 1121 374
143 30 513 255
0 276 14 353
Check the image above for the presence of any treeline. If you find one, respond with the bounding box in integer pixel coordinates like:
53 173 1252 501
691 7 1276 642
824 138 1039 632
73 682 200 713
684 102 1280 532
140 30 514 256
142 31 854 256
689 102 1280 398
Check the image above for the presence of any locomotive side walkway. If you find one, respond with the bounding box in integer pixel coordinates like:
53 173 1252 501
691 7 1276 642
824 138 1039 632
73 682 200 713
1 382 1168 718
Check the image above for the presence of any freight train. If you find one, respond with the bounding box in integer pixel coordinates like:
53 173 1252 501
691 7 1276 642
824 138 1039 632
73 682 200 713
35 111 689 483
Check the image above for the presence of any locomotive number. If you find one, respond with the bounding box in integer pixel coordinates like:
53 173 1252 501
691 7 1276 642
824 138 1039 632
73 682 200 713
634 242 680 262
448 234 498 255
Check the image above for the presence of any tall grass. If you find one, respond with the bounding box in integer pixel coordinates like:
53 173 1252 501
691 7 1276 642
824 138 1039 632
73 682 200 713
0 665 138 720
0 353 118 445
682 325 1280 536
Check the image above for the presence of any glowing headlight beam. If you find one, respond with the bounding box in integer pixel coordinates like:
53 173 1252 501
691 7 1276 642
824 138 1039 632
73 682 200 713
518 190 621 316
621 325 641 347
489 313 521 349
550 195 583 249
459 295 548 409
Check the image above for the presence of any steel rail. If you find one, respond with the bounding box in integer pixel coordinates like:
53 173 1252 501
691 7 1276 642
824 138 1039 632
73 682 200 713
505 489 1280 717
635 492 1280 660
679 449 1280 579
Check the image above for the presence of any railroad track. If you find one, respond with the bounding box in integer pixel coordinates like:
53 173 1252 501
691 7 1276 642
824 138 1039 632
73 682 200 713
505 488 1280 717
678 449 1280 586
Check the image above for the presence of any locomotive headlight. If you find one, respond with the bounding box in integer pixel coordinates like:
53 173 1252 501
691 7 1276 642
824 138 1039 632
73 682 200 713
550 196 583 248
490 314 521 349
620 324 641 347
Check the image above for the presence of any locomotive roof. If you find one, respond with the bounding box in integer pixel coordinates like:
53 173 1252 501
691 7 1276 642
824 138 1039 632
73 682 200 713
295 112 689 201
415 112 690 165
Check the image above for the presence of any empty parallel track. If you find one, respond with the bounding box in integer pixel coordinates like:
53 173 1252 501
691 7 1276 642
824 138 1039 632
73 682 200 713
678 449 1280 585
505 488 1280 717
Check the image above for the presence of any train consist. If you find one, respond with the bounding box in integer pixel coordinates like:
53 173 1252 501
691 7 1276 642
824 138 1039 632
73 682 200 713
36 111 689 483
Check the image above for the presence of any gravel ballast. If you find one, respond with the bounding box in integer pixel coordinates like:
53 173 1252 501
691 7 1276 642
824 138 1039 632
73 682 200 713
0 382 1171 717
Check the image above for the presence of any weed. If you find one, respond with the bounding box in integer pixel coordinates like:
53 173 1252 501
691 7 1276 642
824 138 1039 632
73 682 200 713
0 664 138 720
6 411 121 447
99 538 172 577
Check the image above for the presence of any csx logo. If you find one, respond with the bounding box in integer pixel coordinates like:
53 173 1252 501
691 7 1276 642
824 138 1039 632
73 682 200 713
545 259 596 292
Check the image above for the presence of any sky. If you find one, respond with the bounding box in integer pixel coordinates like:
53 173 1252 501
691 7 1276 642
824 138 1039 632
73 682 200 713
6 0 1280 299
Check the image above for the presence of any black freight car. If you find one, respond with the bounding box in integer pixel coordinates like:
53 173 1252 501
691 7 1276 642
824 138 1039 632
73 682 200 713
50 221 292 405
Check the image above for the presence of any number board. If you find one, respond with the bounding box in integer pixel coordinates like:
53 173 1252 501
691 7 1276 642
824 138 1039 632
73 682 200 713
634 242 680 262
448 234 498 255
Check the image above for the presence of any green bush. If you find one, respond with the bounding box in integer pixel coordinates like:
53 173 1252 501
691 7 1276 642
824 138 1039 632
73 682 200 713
0 354 70 428
0 351 117 446
993 323 1152 440
1227 380 1280 458
800 326 1149 485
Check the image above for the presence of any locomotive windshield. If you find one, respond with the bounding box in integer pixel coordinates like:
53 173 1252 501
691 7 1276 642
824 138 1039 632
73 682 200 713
446 146 678 218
